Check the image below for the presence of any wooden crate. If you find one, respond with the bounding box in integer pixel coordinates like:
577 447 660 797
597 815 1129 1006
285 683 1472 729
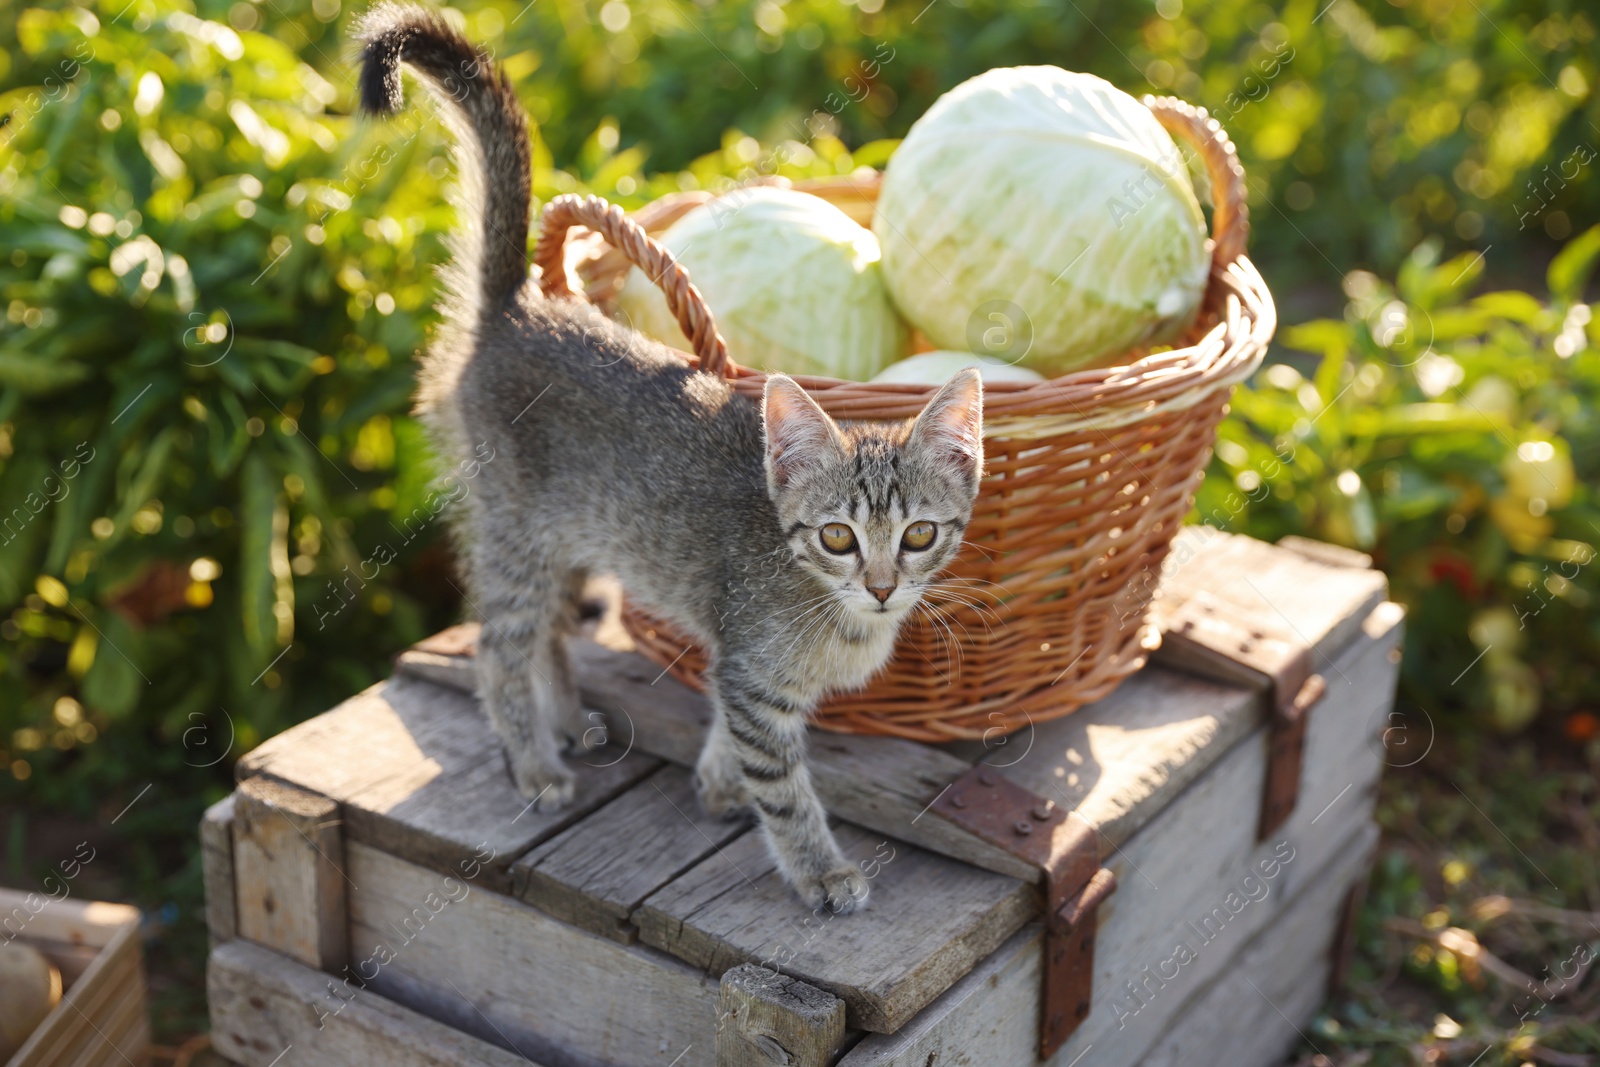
203 529 1402 1067
1 891 148 1067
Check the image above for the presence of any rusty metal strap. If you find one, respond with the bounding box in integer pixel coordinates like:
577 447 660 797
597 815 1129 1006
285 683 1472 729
1158 590 1328 838
931 765 1117 1059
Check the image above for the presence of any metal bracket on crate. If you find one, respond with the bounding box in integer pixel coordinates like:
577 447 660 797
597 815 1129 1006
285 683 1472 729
931 765 1117 1060
1158 591 1328 839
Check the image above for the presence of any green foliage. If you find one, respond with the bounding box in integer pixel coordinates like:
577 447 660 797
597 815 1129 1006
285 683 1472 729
242 0 1597 289
1195 227 1600 733
0 0 459 817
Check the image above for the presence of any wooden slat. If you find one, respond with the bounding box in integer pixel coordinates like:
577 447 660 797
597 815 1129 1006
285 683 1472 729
39 960 145 1067
200 794 237 945
1152 527 1389 687
634 823 1034 1034
511 765 749 942
209 939 536 1067
237 673 663 892
945 664 1257 848
1138 853 1359 1067
22 947 140 1067
343 841 726 1067
718 964 848 1067
232 775 348 972
0 892 138 948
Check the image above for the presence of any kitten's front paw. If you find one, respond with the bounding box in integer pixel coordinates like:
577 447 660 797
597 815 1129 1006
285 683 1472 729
508 753 576 812
796 865 870 915
693 766 749 821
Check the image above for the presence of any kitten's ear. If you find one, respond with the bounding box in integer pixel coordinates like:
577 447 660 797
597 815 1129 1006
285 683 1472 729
763 375 844 492
908 368 984 493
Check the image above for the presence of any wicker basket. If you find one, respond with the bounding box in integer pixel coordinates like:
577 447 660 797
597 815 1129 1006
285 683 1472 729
531 97 1275 742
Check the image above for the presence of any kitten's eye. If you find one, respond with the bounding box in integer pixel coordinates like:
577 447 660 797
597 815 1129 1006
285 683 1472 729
819 523 857 554
902 522 937 551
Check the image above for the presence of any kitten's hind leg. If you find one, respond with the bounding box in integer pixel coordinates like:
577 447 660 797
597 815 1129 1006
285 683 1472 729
709 664 869 914
472 557 582 811
693 711 750 820
556 569 606 752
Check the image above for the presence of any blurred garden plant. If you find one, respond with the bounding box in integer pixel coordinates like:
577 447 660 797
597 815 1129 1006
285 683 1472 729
1195 228 1600 737
0 0 461 806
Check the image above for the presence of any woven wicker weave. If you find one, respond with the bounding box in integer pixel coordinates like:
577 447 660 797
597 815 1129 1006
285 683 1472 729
531 96 1276 741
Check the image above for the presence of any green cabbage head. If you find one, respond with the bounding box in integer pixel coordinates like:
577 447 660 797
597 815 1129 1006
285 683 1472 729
871 351 1044 385
874 67 1211 376
616 187 907 380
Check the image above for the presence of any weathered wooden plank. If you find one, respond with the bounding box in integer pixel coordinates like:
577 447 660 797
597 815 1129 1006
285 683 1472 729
1275 533 1374 571
834 919 1041 1067
946 664 1257 848
634 822 1034 1034
237 680 425 799
344 841 725 1067
1138 835 1372 1067
208 939 536 1067
717 964 848 1067
342 675 662 891
1154 527 1389 685
30 951 146 1067
838 819 1378 1067
238 673 662 892
200 794 237 945
232 775 348 972
512 764 750 943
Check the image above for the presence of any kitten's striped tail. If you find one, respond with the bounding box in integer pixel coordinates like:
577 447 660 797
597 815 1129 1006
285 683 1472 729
356 4 531 316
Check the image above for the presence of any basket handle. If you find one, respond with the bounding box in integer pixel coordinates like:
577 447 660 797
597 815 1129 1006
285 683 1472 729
1142 96 1250 271
533 194 735 378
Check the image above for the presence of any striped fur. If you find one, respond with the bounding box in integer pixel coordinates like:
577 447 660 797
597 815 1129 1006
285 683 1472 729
357 7 982 913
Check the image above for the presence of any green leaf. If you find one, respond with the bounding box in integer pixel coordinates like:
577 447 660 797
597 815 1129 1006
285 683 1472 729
0 353 93 394
1469 292 1548 326
0 454 52 604
239 450 279 654
1347 403 1502 438
1281 319 1350 358
105 426 177 550
206 389 252 478
80 610 144 718
1547 226 1600 303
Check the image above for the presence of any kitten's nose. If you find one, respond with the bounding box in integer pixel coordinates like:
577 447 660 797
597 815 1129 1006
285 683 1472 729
869 584 896 604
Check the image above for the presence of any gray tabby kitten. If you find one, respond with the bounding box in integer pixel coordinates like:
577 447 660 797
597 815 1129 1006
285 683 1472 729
357 5 983 913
